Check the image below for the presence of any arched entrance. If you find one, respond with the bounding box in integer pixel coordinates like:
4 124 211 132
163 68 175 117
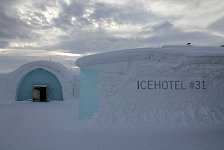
17 68 63 101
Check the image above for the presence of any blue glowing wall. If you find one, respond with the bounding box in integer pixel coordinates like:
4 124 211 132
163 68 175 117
17 68 63 101
80 68 99 119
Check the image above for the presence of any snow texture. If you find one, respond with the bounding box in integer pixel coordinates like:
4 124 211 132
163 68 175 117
0 102 224 150
77 45 224 126
76 45 224 67
0 46 224 149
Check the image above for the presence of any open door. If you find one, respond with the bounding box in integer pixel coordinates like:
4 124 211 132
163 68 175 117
33 85 48 102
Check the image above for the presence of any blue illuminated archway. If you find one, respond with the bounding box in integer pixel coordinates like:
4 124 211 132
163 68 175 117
17 68 63 101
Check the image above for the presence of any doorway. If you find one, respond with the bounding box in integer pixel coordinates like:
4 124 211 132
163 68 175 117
33 85 48 102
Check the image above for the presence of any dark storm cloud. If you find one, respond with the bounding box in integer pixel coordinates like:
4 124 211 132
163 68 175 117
50 28 143 53
0 0 33 41
90 3 157 24
54 0 91 29
52 0 162 52
142 21 223 45
54 0 159 30
209 17 224 34
51 30 117 52
0 0 223 51
0 41 8 48
0 12 31 40
20 1 58 29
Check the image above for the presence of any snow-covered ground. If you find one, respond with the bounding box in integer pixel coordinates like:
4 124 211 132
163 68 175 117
1 46 224 149
0 102 224 150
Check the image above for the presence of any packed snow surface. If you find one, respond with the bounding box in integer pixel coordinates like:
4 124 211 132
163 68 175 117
1 46 224 149
0 102 224 150
77 46 224 124
76 46 224 67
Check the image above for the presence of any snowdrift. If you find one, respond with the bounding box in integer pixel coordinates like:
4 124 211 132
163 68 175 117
77 45 224 126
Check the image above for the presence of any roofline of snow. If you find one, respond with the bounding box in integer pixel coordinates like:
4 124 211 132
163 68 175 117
7 60 70 75
76 46 224 68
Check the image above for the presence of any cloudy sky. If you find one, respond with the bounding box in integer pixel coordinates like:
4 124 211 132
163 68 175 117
0 0 224 72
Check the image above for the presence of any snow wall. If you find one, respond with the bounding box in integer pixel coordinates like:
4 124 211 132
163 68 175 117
77 46 224 126
0 60 79 104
